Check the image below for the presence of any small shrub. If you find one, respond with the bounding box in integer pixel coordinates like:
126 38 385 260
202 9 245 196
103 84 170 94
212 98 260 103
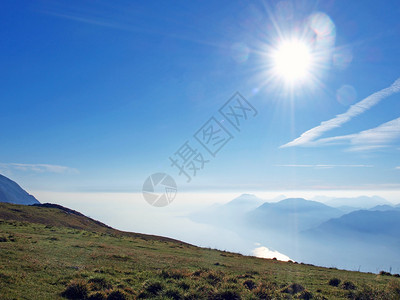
144 281 163 295
282 283 305 295
107 290 127 300
328 278 341 287
253 282 278 299
164 288 182 300
212 290 241 300
243 279 256 290
61 280 89 299
342 281 356 290
205 271 223 285
88 292 107 300
88 277 112 291
177 281 190 291
192 268 208 277
298 290 313 299
379 271 392 276
160 269 185 280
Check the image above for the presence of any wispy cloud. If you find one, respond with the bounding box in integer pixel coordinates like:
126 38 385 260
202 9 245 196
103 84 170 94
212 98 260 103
41 10 142 33
0 163 78 174
396 166 400 170
281 77 400 148
276 164 373 168
39 6 222 49
314 117 400 151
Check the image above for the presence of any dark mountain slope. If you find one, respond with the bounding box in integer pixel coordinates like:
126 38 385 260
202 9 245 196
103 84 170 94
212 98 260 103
0 174 40 205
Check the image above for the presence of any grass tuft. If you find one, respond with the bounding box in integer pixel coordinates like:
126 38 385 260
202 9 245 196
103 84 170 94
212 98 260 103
328 278 341 287
282 283 305 295
61 280 89 299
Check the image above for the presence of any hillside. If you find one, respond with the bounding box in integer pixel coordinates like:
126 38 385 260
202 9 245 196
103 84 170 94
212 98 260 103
1 203 400 299
0 174 40 205
0 202 187 244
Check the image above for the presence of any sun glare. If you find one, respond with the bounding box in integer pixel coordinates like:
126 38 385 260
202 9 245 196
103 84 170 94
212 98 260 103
271 39 313 83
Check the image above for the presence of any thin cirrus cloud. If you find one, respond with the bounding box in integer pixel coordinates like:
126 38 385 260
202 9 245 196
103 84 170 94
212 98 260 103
311 117 400 151
39 7 221 49
281 77 400 150
0 163 79 174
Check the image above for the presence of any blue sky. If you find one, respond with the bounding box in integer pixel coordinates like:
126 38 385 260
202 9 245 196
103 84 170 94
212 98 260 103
1 0 400 197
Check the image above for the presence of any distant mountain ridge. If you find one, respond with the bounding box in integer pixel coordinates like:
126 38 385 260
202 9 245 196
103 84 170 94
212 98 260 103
325 196 391 209
307 209 400 239
0 174 40 205
246 197 344 233
190 193 400 272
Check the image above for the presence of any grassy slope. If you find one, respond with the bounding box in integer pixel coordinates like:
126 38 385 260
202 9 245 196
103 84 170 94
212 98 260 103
0 203 185 244
0 203 399 300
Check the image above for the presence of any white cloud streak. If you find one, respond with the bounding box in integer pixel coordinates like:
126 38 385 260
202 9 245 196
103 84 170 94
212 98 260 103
281 77 400 148
252 246 292 262
314 117 400 150
0 163 79 174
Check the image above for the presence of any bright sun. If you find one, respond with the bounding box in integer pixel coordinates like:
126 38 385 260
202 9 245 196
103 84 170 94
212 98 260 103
271 39 313 83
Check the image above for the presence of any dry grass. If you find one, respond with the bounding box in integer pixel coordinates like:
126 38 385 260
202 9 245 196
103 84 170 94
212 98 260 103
0 203 400 299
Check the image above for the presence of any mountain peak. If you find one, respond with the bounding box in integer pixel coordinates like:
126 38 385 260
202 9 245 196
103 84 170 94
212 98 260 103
227 194 263 205
278 197 308 204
